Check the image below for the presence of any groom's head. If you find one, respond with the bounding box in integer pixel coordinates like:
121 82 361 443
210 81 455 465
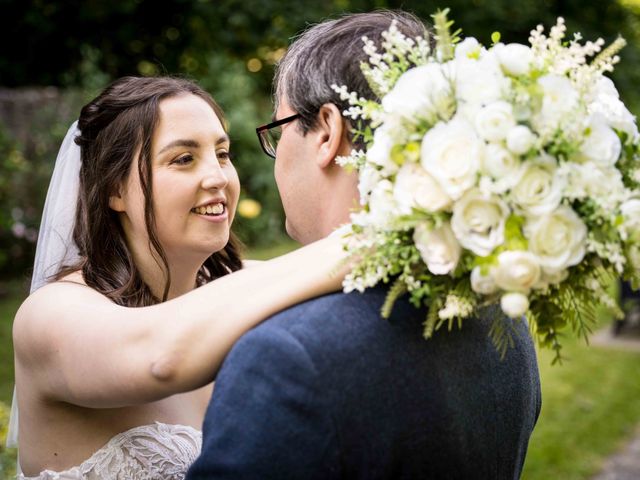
270 10 426 244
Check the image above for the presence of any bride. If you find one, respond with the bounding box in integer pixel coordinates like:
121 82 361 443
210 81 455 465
10 76 348 479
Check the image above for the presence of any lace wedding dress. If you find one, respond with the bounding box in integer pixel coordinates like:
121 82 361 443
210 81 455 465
18 422 202 480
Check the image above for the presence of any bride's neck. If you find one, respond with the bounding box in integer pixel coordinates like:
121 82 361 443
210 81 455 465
134 250 204 301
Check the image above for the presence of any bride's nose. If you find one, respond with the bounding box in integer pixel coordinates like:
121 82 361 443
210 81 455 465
200 157 229 190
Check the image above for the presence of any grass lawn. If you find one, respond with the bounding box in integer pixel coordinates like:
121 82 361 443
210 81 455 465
1 253 639 478
0 281 26 406
522 325 640 479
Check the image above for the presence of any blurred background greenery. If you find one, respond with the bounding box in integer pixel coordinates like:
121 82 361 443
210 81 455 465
1 0 640 478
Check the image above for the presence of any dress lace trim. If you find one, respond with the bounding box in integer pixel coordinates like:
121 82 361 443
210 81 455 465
19 422 202 480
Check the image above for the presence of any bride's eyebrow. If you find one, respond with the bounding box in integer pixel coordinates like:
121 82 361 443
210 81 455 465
215 134 230 146
157 134 230 154
158 139 200 154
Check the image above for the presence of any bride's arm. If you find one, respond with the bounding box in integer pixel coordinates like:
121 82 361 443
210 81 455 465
13 235 348 408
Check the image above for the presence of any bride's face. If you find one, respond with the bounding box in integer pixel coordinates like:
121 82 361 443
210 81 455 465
111 94 240 265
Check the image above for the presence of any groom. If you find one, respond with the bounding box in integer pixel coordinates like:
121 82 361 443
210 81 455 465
188 11 541 480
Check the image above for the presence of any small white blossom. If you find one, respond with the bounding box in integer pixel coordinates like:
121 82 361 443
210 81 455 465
506 125 537 155
501 292 530 318
438 293 475 320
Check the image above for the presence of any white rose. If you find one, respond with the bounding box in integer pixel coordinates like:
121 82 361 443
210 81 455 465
493 250 541 292
482 143 522 193
367 179 397 229
451 188 510 256
495 43 534 76
474 101 516 142
455 53 508 120
511 156 564 215
471 266 498 294
537 74 580 127
501 292 530 318
580 115 621 167
367 126 398 175
420 116 483 200
393 162 452 214
620 199 640 231
414 222 461 275
506 125 536 155
525 205 588 274
382 63 453 122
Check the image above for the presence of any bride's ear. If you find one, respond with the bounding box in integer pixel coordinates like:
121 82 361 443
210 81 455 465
315 103 351 169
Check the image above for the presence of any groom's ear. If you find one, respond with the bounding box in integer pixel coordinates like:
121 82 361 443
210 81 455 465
314 103 351 169
108 185 126 212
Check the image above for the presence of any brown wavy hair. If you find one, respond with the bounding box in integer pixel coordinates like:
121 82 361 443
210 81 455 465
55 76 243 306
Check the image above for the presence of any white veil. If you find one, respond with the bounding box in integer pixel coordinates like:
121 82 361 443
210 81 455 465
6 121 82 449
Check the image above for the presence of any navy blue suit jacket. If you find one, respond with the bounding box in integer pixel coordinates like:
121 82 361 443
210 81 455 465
187 287 541 479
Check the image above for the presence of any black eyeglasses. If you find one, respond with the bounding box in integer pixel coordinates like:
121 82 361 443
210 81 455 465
256 114 301 159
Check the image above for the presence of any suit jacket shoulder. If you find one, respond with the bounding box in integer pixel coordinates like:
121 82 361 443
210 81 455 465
188 289 541 480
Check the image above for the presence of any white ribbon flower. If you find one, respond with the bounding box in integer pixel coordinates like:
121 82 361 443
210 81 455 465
495 43 534 76
455 52 507 120
367 179 397 230
393 162 452 214
366 125 398 175
471 266 498 295
536 74 580 128
414 222 461 275
579 115 621 167
455 37 484 60
382 63 454 123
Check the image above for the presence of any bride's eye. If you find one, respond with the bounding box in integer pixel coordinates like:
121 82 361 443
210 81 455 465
217 150 234 163
171 154 194 166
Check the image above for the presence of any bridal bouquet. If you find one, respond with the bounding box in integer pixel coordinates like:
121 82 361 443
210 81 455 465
333 10 640 361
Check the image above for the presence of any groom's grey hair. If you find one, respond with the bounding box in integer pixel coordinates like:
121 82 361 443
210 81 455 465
275 10 428 149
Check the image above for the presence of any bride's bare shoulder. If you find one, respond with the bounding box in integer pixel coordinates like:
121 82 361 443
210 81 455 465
21 271 98 306
13 273 114 349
